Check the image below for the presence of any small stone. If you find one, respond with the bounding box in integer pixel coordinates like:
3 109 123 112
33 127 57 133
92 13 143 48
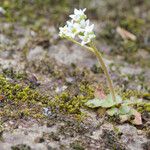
43 107 52 116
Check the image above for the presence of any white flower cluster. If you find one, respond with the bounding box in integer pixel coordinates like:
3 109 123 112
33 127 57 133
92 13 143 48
59 8 96 45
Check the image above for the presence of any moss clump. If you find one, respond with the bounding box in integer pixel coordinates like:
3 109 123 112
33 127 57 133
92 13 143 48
0 75 49 121
0 72 95 122
49 83 94 116
121 89 150 112
0 0 71 25
121 89 142 100
121 40 138 53
137 103 150 112
2 68 27 80
120 16 145 35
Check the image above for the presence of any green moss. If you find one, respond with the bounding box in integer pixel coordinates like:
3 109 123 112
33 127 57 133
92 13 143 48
2 68 27 80
120 16 145 34
121 40 138 53
49 83 94 117
137 103 150 112
0 72 95 122
0 0 71 25
121 89 142 100
0 75 48 120
120 89 150 112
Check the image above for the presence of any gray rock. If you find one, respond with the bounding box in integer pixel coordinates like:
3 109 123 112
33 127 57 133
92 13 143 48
27 46 46 61
120 66 142 75
118 124 148 150
0 34 10 45
48 42 97 67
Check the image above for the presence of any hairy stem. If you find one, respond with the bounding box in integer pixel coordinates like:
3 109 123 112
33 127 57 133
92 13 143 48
67 37 95 53
90 42 116 101
67 37 116 101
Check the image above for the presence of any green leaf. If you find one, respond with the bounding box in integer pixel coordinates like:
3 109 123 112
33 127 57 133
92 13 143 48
119 107 142 125
99 95 115 108
85 98 102 108
106 107 119 116
119 105 131 115
115 95 122 104
85 94 122 108
101 94 122 107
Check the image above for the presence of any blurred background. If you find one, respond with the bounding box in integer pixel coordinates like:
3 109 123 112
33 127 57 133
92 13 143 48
0 0 150 90
0 0 150 53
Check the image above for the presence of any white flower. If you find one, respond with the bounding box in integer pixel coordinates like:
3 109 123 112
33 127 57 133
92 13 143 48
69 8 87 22
59 25 75 38
85 24 94 32
59 20 81 38
78 19 90 32
67 20 81 35
79 23 95 45
59 25 69 37
79 32 96 45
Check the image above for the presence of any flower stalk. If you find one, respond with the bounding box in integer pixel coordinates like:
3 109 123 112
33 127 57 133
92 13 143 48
66 37 116 102
89 42 116 101
59 8 116 102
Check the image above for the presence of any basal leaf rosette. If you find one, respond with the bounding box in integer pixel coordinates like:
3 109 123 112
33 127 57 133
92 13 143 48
85 95 143 125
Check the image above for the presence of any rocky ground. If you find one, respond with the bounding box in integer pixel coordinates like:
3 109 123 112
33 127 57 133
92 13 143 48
0 0 150 150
